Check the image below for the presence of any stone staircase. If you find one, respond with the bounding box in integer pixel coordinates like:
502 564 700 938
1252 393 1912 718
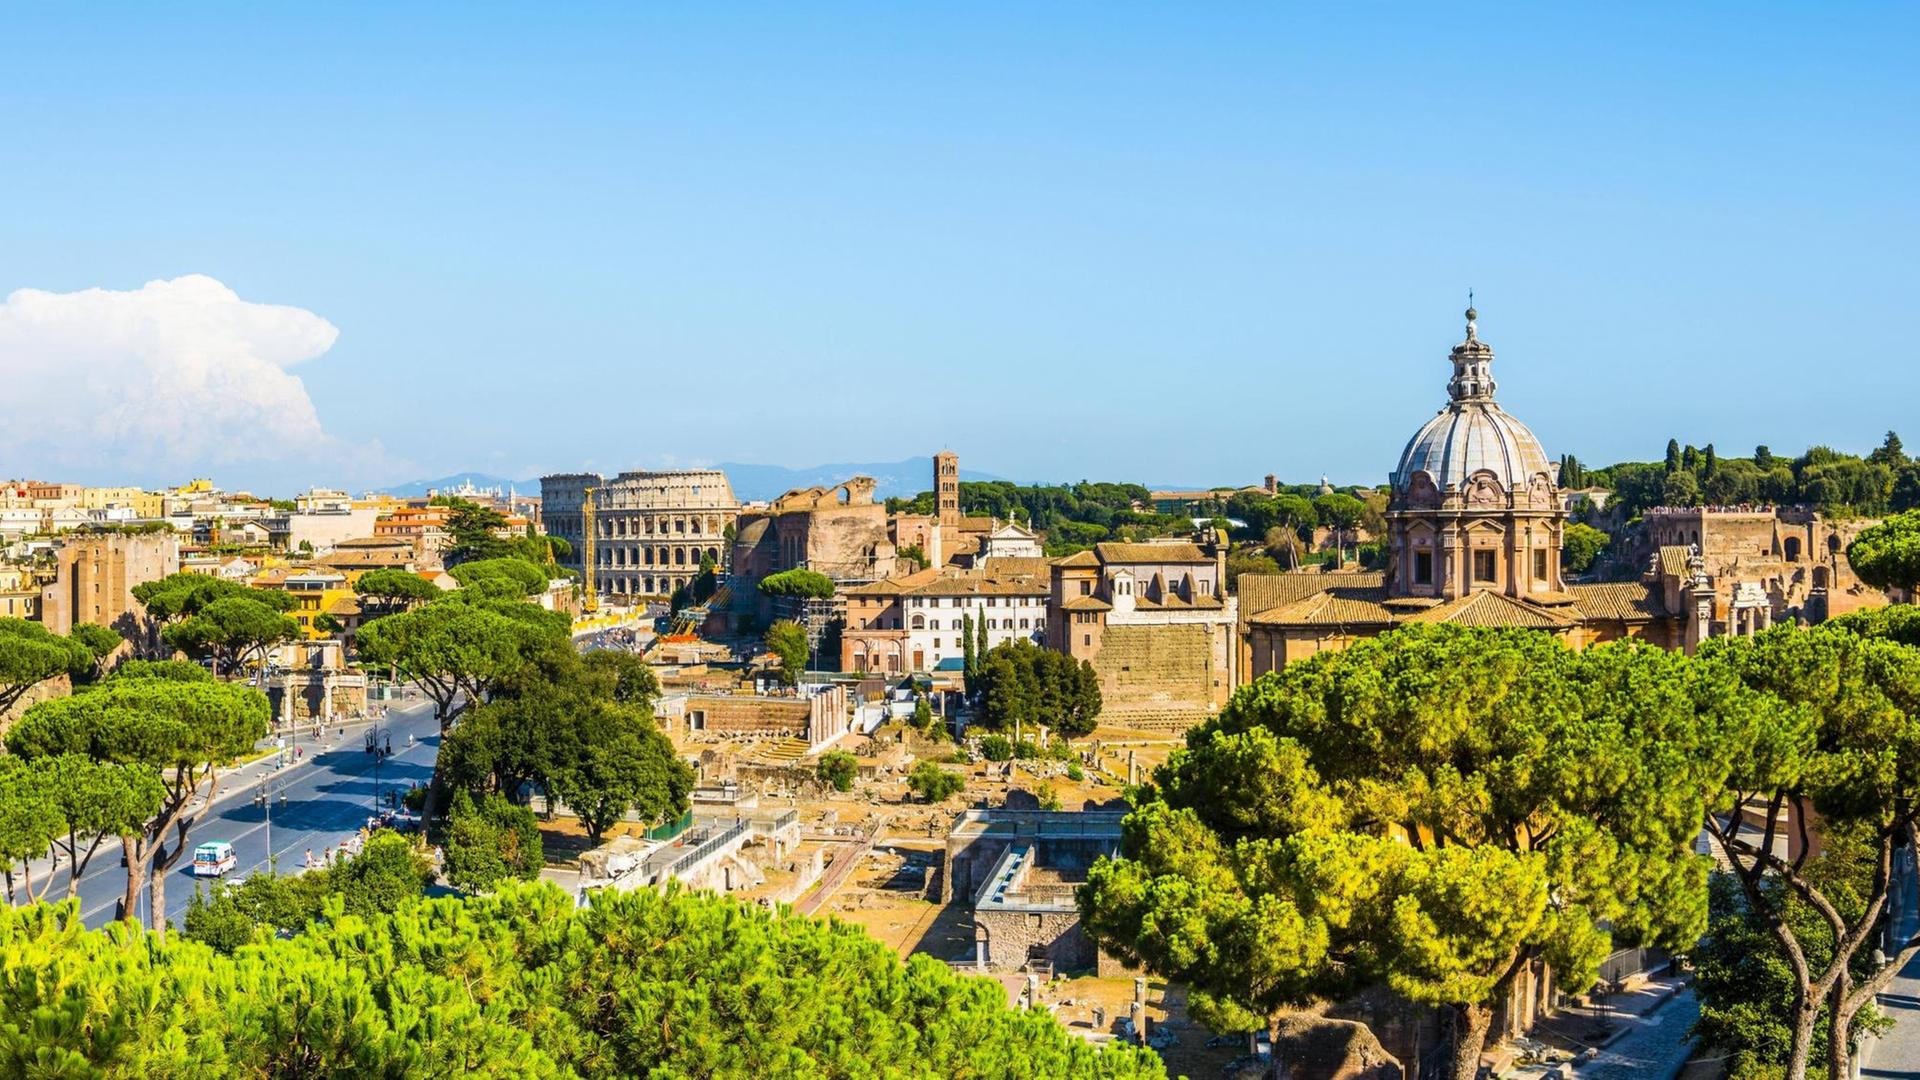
753 737 811 765
1101 707 1214 734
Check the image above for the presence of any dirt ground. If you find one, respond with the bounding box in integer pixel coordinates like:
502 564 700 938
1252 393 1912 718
631 721 1229 1072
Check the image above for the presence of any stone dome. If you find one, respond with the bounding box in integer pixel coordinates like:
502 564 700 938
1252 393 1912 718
1389 308 1554 495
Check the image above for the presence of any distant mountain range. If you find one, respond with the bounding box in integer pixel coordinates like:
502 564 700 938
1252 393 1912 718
717 459 1008 502
376 473 531 499
377 459 1009 503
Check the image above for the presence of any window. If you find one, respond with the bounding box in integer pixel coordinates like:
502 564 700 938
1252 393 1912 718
1473 550 1497 583
911 614 925 629
934 639 942 649
1414 550 1433 585
1533 549 1549 580
1083 634 1091 646
1019 618 1029 629
1079 580 1091 595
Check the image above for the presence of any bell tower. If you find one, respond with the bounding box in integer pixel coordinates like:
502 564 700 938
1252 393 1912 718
934 450 960 528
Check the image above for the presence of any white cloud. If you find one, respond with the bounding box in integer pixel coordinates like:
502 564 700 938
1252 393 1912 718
0 275 347 484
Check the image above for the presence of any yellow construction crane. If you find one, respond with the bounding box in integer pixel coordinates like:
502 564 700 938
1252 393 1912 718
581 486 598 613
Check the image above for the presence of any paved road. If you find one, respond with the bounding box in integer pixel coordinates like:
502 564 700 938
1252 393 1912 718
1568 988 1700 1080
1863 851 1920 1078
24 697 443 929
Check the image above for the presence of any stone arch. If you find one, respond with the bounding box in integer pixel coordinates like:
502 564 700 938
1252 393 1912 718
1785 536 1802 562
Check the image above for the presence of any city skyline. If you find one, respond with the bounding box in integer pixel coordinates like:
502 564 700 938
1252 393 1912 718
2 5 1916 492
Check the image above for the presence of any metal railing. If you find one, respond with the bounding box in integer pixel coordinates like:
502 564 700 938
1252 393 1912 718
666 818 749 879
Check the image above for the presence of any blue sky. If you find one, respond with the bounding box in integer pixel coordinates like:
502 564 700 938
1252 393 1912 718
1 5 1914 493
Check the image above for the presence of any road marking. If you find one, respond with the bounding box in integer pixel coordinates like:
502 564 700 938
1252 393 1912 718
73 712 441 925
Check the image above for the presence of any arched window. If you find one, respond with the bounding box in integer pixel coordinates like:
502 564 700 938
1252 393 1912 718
1785 537 1802 562
675 548 686 565
911 614 926 630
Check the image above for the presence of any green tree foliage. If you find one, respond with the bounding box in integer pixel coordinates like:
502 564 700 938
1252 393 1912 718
8 674 269 933
910 695 937 736
1225 549 1281 592
441 647 688 843
162 595 301 677
0 757 62 905
1692 823 1890 1080
132 572 297 623
437 497 512 565
765 620 809 685
66 623 123 681
449 557 550 598
444 790 546 894
356 600 559 730
1561 522 1611 574
0 618 101 714
908 761 966 803
898 544 928 572
1696 625 1920 1080
103 658 214 683
689 553 719 605
182 829 434 950
817 749 858 793
580 649 661 707
13 882 1163 1078
974 640 1102 737
889 480 1190 554
1586 440 1910 518
977 734 1013 762
1080 625 1759 1078
961 613 980 699
758 568 836 599
353 567 442 613
1845 509 1920 596
31 755 163 901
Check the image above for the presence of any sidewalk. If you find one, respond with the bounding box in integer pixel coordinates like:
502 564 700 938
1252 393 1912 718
1508 974 1696 1080
1565 985 1699 1080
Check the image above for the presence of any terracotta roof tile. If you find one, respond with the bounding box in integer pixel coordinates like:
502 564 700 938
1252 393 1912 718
1061 595 1112 611
1401 590 1575 629
1566 581 1669 622
1095 541 1211 564
1054 550 1101 568
1248 586 1394 628
1236 571 1385 630
1658 545 1692 579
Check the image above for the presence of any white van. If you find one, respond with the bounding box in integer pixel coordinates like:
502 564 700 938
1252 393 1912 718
193 841 237 878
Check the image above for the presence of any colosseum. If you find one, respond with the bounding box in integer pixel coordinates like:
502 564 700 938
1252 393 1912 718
540 469 739 600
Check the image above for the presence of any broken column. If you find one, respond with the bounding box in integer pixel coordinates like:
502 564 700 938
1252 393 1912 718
1131 977 1149 1045
1025 973 1040 1010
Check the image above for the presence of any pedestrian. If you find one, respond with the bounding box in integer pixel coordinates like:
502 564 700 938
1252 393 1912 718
323 845 333 865
385 735 392 755
304 849 314 869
